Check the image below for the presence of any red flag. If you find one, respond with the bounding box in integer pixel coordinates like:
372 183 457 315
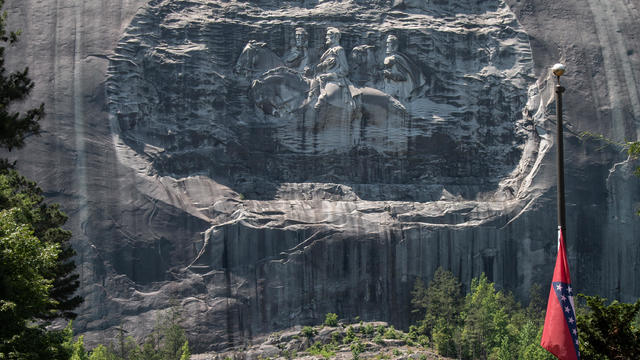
541 229 580 359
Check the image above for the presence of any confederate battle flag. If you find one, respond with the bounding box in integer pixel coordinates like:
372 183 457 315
541 229 580 359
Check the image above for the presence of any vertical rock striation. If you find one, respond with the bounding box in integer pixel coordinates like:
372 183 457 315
2 0 639 353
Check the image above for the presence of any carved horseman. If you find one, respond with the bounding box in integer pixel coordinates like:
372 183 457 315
309 27 354 110
283 27 310 75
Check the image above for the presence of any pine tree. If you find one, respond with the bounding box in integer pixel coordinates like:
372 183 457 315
0 0 44 153
0 2 81 357
0 0 80 321
577 295 640 359
178 341 190 360
0 170 82 319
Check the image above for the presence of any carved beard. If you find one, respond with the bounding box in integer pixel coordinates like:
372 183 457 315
326 37 336 47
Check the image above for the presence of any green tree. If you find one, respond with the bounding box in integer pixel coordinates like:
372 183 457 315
178 341 190 360
71 335 90 360
0 2 80 357
0 208 58 328
109 328 139 360
0 170 82 319
525 283 546 323
513 319 554 360
156 306 188 360
0 208 74 359
576 294 640 359
460 274 510 359
75 306 191 360
411 267 462 338
0 0 44 154
323 312 338 327
87 345 113 360
0 0 80 320
431 318 462 357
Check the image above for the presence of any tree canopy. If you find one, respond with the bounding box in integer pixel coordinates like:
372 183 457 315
0 0 44 153
0 1 80 358
576 295 640 359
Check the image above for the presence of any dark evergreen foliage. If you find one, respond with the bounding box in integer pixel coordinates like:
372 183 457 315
0 2 80 358
0 0 44 152
68 306 191 360
410 270 554 359
0 0 80 321
0 169 82 319
576 295 640 359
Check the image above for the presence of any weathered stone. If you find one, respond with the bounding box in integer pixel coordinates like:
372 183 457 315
2 0 639 354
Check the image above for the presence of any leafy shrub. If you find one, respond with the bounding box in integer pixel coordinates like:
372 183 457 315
350 340 365 359
362 324 374 336
577 295 640 359
373 334 384 346
307 343 336 358
301 326 317 338
330 332 342 345
343 326 357 344
324 313 338 327
383 326 399 339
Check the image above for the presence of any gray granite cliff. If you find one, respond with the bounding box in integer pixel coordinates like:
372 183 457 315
3 0 639 353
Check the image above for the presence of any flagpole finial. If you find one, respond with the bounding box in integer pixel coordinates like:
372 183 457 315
552 63 566 85
552 63 566 77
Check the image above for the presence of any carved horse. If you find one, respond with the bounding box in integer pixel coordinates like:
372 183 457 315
234 40 285 78
236 40 408 125
250 67 311 116
251 67 407 127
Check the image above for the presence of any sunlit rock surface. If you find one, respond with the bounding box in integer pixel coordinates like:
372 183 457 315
3 0 640 353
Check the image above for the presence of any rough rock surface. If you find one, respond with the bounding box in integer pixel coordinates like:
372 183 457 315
194 321 447 359
3 0 640 354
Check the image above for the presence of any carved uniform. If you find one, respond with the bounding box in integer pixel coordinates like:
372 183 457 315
313 45 353 108
284 47 308 74
383 51 421 100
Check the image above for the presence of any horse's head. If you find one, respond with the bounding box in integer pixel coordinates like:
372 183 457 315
234 40 284 78
250 68 309 116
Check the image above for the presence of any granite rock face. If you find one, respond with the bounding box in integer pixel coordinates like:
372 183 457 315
108 0 534 199
3 0 640 353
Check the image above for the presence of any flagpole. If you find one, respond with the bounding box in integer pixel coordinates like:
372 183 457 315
552 63 567 236
542 64 582 359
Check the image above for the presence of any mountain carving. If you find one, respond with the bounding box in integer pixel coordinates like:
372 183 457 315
3 0 639 354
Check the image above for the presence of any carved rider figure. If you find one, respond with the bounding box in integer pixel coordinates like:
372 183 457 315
310 27 352 110
283 27 310 75
383 34 423 101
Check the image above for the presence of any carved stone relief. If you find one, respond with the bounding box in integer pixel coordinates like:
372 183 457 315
108 0 537 200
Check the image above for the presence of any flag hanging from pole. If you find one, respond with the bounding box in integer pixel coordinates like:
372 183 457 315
541 228 580 359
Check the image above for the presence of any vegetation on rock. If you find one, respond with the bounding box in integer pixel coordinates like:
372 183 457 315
576 295 640 359
0 1 80 357
204 269 640 359
66 306 191 360
0 0 44 153
324 313 339 327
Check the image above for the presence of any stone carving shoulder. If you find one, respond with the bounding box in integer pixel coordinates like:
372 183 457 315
381 34 426 101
